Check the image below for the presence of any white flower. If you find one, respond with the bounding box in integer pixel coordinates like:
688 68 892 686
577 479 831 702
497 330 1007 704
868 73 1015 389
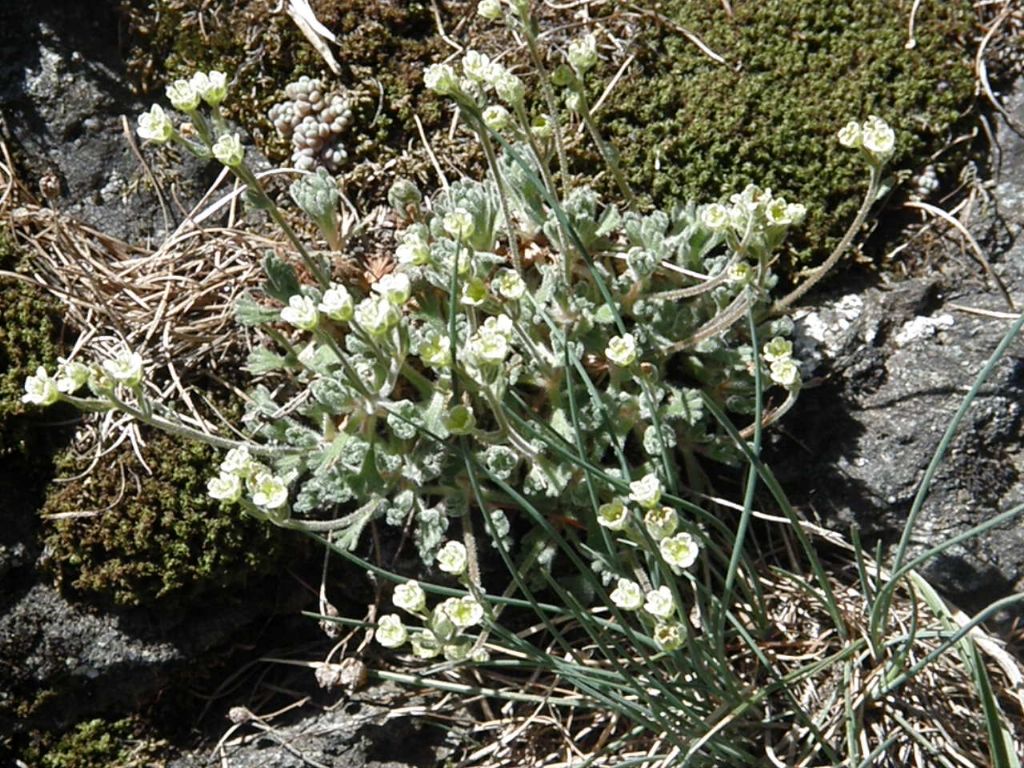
769 358 801 389
22 367 59 406
567 34 598 74
424 63 458 95
437 540 469 575
166 78 200 111
318 284 354 321
220 446 254 476
445 404 476 435
249 471 289 510
494 71 525 105
373 272 412 306
468 327 509 366
396 233 431 266
354 295 399 337
280 294 319 330
442 208 475 241
861 115 895 160
212 133 245 167
762 336 793 364
462 50 501 87
660 532 699 571
409 630 442 659
493 268 525 300
192 70 228 107
530 115 553 139
765 197 795 226
609 578 644 611
482 314 513 337
605 333 637 367
644 506 678 540
419 332 451 369
87 364 113 395
653 622 684 651
837 120 862 148
727 261 753 285
207 472 242 503
477 0 503 21
597 499 631 531
136 104 174 143
103 350 145 387
699 202 730 232
375 614 408 648
443 595 485 628
55 359 89 394
644 586 675 619
786 202 807 225
393 581 427 614
482 104 511 132
629 473 663 509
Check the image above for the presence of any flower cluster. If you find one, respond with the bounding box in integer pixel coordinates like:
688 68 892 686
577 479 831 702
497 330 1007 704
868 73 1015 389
135 70 245 170
206 447 292 522
762 335 800 390
838 115 896 164
609 580 686 651
424 50 525 109
377 576 490 662
22 349 145 407
268 76 354 172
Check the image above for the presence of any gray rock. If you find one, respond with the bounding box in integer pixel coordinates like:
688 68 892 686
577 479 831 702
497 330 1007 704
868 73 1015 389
779 79 1024 613
168 687 444 768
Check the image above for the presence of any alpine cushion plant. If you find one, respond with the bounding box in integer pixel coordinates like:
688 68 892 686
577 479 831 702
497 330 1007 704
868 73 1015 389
22 6 902 757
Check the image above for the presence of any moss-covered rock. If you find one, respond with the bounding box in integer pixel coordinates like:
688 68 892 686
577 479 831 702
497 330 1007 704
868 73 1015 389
21 717 167 768
123 0 448 183
599 0 977 265
0 229 64 447
0 228 72 581
41 428 290 608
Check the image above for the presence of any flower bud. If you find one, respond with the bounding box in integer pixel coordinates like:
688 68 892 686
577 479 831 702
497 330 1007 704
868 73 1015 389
375 614 408 648
477 0 503 20
437 540 469 575
567 34 598 74
387 178 423 218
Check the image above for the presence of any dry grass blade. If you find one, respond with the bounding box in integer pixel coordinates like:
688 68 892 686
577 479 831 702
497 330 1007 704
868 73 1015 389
1 137 273 379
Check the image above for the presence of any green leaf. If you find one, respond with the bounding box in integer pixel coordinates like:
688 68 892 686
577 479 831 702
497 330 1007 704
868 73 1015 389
235 292 280 326
245 348 289 374
262 251 301 303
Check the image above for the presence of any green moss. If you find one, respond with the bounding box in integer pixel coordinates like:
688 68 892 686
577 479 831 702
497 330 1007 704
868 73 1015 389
600 0 977 265
123 0 448 190
0 229 63 445
21 717 166 768
0 229 72 551
41 427 290 608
